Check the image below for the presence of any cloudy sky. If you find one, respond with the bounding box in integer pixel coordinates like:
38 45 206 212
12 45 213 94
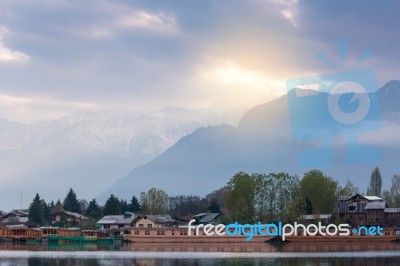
0 0 398 123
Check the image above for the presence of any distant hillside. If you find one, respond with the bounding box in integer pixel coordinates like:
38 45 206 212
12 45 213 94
101 81 400 201
0 107 241 211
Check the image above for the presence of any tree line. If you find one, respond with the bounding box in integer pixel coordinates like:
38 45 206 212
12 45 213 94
23 167 399 226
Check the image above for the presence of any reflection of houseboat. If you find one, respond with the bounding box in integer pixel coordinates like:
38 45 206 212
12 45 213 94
82 230 114 243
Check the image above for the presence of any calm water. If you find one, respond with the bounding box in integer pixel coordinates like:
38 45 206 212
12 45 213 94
1 242 400 265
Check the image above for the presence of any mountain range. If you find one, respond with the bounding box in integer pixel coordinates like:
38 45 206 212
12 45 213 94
0 106 242 210
101 80 400 202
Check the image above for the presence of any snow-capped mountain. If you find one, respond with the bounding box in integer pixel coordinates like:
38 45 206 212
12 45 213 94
101 80 400 202
0 107 243 211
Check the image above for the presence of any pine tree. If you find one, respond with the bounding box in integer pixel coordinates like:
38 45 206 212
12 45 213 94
129 196 141 212
51 199 64 214
28 194 44 226
86 199 103 219
41 199 50 225
103 194 121 215
63 188 80 213
120 199 129 213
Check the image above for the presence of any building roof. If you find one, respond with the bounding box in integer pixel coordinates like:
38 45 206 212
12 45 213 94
0 216 28 225
179 215 194 222
338 196 351 201
55 211 89 220
384 208 400 213
196 213 220 223
364 196 383 201
0 209 29 220
97 214 139 225
6 224 28 228
334 194 386 214
365 201 387 210
144 214 175 223
345 194 383 202
299 214 332 220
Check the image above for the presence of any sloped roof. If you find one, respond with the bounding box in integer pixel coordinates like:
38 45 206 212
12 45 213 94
299 214 332 220
179 215 194 222
364 196 383 201
0 209 29 220
0 216 28 224
198 213 220 223
365 201 387 209
346 194 383 202
97 214 139 225
6 224 28 228
58 211 89 220
145 214 175 223
384 208 400 213
338 196 351 201
194 213 208 218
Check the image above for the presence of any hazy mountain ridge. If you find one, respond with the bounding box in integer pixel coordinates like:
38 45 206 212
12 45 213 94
0 107 243 210
102 80 400 202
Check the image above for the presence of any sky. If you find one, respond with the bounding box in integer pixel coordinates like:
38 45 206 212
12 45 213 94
0 0 399 123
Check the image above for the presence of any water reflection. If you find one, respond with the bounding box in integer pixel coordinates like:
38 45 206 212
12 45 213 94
1 242 400 266
3 256 398 266
1 241 400 252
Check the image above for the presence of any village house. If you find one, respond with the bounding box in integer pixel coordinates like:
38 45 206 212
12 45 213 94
333 194 400 227
51 210 89 227
384 208 400 227
365 201 388 226
0 209 29 227
96 212 139 230
135 215 176 228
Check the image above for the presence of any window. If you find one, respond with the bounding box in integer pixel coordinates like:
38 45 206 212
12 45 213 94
145 229 150 235
157 229 165 235
139 224 144 228
147 224 153 228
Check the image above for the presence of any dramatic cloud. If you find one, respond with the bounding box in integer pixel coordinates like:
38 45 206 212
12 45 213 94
0 27 29 63
115 10 178 34
0 0 398 122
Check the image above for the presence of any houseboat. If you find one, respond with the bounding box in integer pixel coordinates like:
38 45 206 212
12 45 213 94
0 226 42 242
47 227 83 242
123 226 400 243
281 227 400 242
123 227 273 243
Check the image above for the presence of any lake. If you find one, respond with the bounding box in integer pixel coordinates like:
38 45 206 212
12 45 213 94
1 242 400 265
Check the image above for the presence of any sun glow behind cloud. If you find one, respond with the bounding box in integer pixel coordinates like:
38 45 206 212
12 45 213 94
0 0 397 124
205 62 286 99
